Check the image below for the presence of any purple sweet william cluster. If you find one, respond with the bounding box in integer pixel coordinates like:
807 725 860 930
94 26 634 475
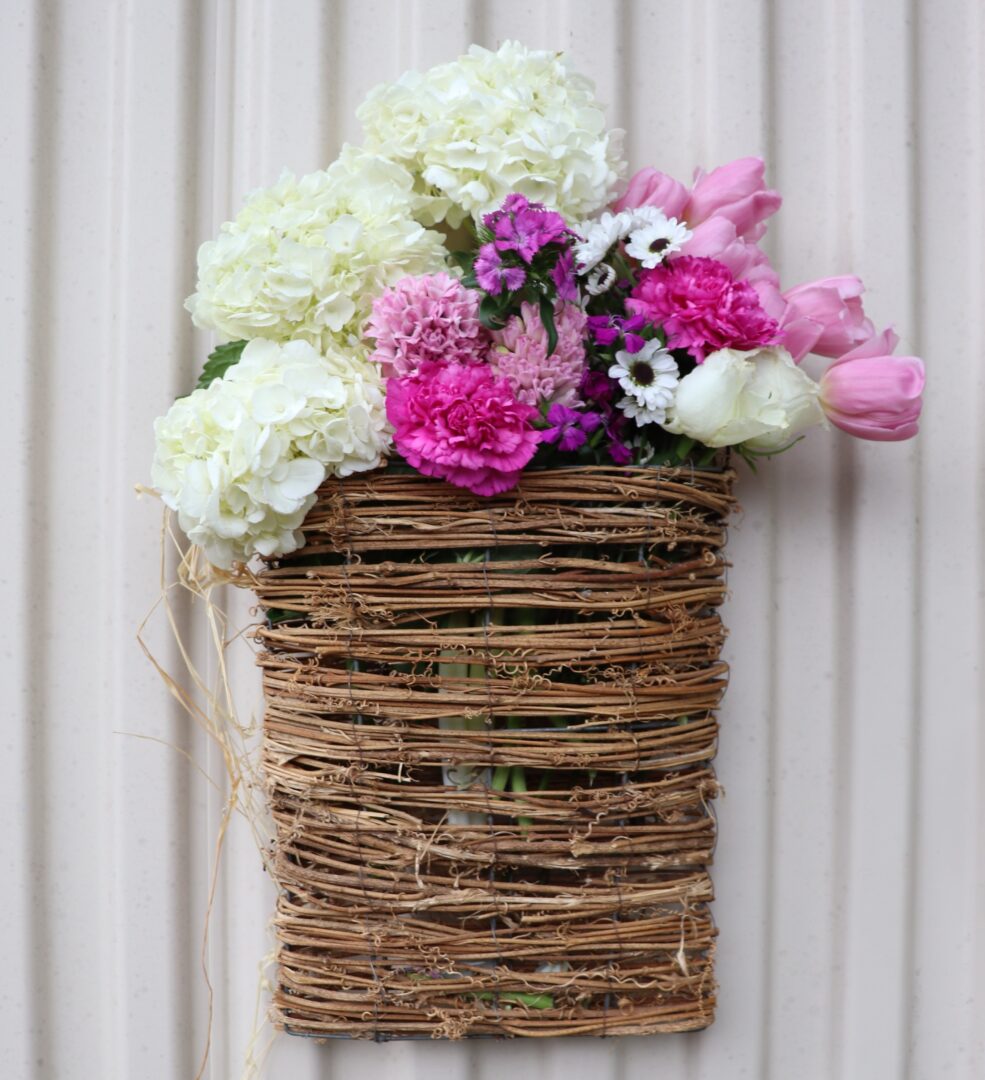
475 194 577 300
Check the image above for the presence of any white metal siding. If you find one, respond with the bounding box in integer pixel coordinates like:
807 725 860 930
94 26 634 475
1 1 982 1077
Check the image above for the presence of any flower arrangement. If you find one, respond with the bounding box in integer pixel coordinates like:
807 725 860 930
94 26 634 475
153 41 924 569
148 40 928 1044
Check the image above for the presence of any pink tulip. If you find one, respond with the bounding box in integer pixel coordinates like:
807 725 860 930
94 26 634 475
683 216 780 288
686 157 783 240
819 327 925 441
613 168 689 219
616 157 781 241
753 277 826 363
779 276 875 361
615 157 782 281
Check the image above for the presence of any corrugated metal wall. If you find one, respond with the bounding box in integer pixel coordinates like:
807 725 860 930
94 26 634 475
2 1 982 1077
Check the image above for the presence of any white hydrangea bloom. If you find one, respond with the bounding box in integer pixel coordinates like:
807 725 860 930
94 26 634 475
357 41 625 226
151 339 389 568
185 146 449 348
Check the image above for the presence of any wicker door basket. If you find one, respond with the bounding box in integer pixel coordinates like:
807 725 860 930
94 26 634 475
252 462 736 1040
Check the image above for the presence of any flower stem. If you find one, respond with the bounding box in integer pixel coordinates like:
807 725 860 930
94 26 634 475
438 608 488 825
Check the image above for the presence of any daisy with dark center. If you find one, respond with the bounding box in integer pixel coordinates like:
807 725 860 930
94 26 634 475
608 339 680 425
624 208 691 269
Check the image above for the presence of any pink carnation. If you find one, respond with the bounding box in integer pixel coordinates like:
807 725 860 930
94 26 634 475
627 255 780 362
489 301 587 406
365 272 487 378
386 361 541 496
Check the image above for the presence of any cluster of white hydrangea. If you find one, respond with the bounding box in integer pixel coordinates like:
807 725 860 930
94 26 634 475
160 43 628 565
357 41 625 226
185 146 450 349
151 339 389 568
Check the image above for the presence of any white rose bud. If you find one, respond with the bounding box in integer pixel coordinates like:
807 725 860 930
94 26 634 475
664 346 824 450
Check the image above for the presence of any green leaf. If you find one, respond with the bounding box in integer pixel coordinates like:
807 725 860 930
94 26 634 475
696 444 722 467
538 295 558 356
478 293 507 331
448 249 475 273
264 607 303 624
195 340 247 390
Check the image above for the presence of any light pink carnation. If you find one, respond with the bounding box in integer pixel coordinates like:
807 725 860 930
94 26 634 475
365 272 488 378
489 301 587 407
386 361 541 496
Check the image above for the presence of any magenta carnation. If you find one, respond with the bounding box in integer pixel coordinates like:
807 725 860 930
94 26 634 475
627 255 780 362
365 272 488 378
489 301 587 407
386 361 541 496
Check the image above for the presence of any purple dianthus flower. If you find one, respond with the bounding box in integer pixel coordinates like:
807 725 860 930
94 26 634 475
475 243 526 295
542 404 603 453
483 193 572 264
551 249 578 302
586 313 649 353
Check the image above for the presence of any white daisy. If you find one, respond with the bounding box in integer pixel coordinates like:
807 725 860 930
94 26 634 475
624 212 691 268
626 205 675 229
608 340 680 425
584 262 617 296
574 210 634 273
619 395 673 427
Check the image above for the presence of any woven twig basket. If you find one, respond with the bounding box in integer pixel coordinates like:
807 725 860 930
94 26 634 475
252 463 736 1040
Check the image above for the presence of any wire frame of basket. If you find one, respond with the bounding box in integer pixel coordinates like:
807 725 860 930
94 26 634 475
251 463 736 1040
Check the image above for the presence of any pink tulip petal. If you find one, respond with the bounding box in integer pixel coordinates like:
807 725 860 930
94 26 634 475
780 275 876 358
685 157 782 236
613 167 689 218
830 325 901 366
682 219 778 284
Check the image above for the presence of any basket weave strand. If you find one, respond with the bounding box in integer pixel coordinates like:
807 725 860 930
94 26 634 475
252 464 735 1040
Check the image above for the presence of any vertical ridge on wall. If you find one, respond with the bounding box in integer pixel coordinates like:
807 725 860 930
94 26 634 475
836 5 921 1079
973 7 985 1069
29 0 58 1064
899 1 926 1074
4 4 57 1077
908 2 984 1078
102 3 132 1074
0 2 981 1078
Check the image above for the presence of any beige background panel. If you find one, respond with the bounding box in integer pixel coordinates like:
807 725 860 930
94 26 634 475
1 1 979 1078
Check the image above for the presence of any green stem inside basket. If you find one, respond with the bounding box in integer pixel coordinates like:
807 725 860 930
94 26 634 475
472 990 554 1010
438 599 491 826
438 555 576 833
509 763 534 832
